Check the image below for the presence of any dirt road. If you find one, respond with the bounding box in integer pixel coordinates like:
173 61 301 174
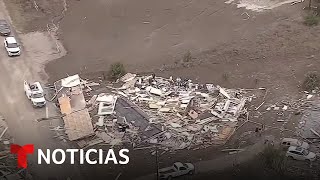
135 138 268 180
0 1 85 179
2 0 320 179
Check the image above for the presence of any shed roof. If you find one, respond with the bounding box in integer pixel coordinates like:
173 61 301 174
63 109 94 141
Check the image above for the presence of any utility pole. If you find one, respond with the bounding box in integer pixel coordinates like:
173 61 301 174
155 145 159 180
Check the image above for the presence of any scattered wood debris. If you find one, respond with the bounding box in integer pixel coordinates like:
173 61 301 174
80 73 252 150
46 73 254 151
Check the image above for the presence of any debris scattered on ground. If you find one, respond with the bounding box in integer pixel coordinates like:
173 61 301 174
47 73 254 151
0 116 33 179
307 94 313 100
310 128 320 138
291 0 304 5
241 12 250 20
0 127 8 140
221 148 245 152
97 94 117 115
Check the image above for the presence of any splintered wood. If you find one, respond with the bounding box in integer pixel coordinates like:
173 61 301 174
58 95 72 115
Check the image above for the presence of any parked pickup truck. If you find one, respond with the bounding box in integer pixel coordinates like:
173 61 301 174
24 80 46 107
159 162 195 180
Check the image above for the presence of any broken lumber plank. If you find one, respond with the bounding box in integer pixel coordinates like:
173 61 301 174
36 115 63 122
0 127 8 139
115 172 122 180
229 150 244 154
221 148 245 152
310 128 320 138
219 86 230 99
255 101 264 111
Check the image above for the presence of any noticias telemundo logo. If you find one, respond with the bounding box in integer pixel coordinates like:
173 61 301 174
10 144 130 168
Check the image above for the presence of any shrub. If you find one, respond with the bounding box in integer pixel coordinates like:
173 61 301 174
304 13 319 26
302 71 320 91
259 145 287 175
222 73 229 81
109 62 126 80
183 51 192 62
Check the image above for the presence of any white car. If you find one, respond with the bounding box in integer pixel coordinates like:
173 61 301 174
286 146 316 162
4 36 20 56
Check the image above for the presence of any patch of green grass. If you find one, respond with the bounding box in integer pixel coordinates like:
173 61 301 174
304 13 320 26
109 62 126 80
302 71 320 91
183 51 192 62
222 73 229 81
259 145 287 175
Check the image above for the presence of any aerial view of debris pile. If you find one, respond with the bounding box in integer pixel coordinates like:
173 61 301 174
117 73 248 148
0 116 31 179
50 73 252 150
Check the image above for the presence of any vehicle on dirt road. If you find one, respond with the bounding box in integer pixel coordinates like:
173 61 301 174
281 138 309 150
286 146 316 162
4 36 20 56
24 81 46 108
0 19 10 36
159 162 195 180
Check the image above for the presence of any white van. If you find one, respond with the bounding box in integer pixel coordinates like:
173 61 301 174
281 138 309 149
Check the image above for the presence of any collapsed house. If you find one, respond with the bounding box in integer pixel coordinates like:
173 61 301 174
107 73 248 149
53 73 251 150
